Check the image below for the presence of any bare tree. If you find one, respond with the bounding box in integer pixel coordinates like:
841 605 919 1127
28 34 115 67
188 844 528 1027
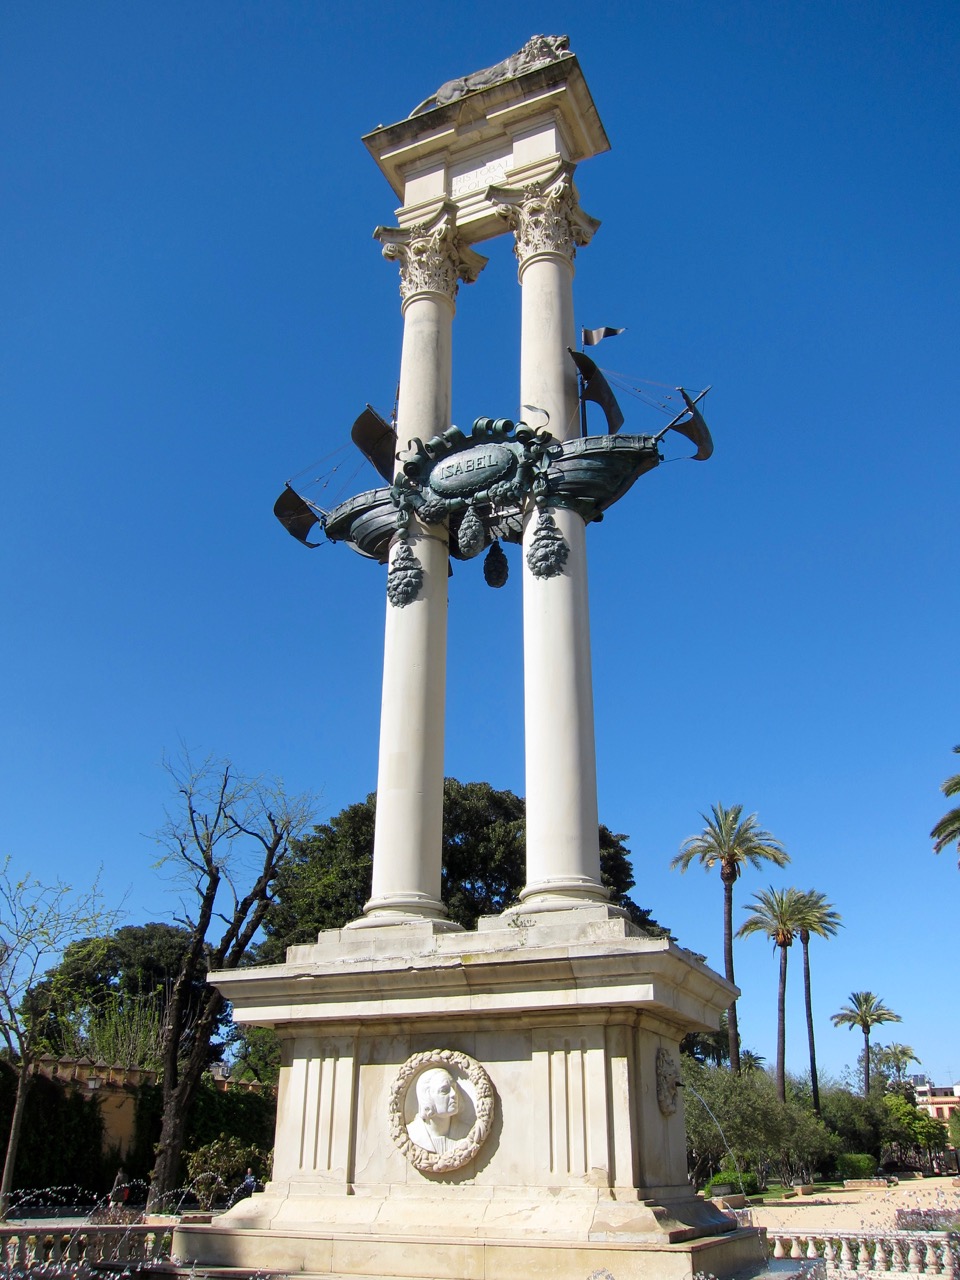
146 755 315 1211
0 861 119 1217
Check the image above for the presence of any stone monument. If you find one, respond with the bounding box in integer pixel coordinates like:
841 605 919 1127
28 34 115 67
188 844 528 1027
175 37 764 1280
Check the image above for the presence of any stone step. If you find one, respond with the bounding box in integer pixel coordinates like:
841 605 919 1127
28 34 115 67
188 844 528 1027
162 1272 448 1280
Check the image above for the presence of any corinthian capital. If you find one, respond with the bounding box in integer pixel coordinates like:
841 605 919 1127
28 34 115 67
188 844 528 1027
375 206 487 304
488 162 600 267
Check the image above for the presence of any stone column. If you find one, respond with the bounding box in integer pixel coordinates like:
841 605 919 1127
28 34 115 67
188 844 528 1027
493 168 610 910
352 208 485 928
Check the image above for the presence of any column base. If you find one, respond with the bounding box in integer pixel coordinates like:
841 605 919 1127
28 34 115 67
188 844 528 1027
345 892 462 931
517 875 622 916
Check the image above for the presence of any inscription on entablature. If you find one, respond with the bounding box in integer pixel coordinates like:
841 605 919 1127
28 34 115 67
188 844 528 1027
451 157 508 198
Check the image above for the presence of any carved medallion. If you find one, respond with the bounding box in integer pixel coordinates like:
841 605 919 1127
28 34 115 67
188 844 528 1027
656 1047 681 1116
389 1049 495 1174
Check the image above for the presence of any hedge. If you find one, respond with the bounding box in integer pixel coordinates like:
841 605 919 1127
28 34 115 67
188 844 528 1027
837 1152 877 1180
0 1062 107 1195
705 1169 760 1196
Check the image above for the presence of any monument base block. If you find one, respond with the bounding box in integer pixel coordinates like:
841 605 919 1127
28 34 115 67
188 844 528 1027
176 913 763 1280
173 1220 766 1280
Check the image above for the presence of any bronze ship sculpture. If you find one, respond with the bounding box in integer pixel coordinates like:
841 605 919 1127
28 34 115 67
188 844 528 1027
274 345 713 596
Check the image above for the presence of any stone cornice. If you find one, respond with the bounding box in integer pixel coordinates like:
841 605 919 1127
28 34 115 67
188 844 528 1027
209 918 735 1035
363 56 609 205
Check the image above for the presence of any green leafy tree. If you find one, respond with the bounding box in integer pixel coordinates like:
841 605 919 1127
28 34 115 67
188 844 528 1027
123 1073 276 1187
679 1017 769 1071
883 1092 922 1164
63 992 165 1069
794 891 842 1116
738 886 807 1102
440 781 528 928
831 992 902 1096
672 804 789 1074
948 1108 960 1151
819 1083 888 1160
930 744 960 866
258 795 377 956
681 1059 836 1188
48 922 202 1010
0 861 119 1217
851 1044 895 1098
35 922 221 1070
772 1099 838 1187
842 1042 914 1100
226 1024 282 1087
912 1111 948 1168
681 1058 784 1188
881 1092 946 1169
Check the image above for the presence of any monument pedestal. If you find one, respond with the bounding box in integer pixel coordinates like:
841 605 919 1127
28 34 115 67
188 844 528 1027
174 914 765 1279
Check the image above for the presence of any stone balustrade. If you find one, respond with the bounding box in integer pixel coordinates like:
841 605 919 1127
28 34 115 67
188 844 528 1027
769 1229 957 1277
0 1223 171 1270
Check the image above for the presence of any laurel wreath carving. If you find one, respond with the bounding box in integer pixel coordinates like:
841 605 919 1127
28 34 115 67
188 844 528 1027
388 1049 495 1174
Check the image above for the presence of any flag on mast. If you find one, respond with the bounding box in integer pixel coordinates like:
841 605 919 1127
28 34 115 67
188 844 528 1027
581 325 625 346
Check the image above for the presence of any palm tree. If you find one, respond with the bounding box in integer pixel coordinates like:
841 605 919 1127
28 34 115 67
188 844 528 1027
831 991 902 1095
672 803 789 1074
877 1042 920 1087
739 1049 766 1073
794 890 842 1116
737 886 806 1101
931 744 960 866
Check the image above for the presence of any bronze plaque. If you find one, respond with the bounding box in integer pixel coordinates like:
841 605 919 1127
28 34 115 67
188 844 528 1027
428 442 513 497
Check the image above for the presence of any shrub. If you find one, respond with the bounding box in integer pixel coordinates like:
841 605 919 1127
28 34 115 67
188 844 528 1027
837 1152 877 1180
183 1135 270 1209
705 1169 760 1196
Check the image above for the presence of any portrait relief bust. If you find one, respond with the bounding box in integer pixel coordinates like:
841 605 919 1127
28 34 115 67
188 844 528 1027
406 1066 464 1154
389 1050 494 1173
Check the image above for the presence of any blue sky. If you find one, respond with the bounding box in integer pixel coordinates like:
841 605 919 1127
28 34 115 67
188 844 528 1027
2 2 958 1089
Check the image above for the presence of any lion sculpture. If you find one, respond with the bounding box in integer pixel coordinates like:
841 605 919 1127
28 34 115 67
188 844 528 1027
409 35 573 117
